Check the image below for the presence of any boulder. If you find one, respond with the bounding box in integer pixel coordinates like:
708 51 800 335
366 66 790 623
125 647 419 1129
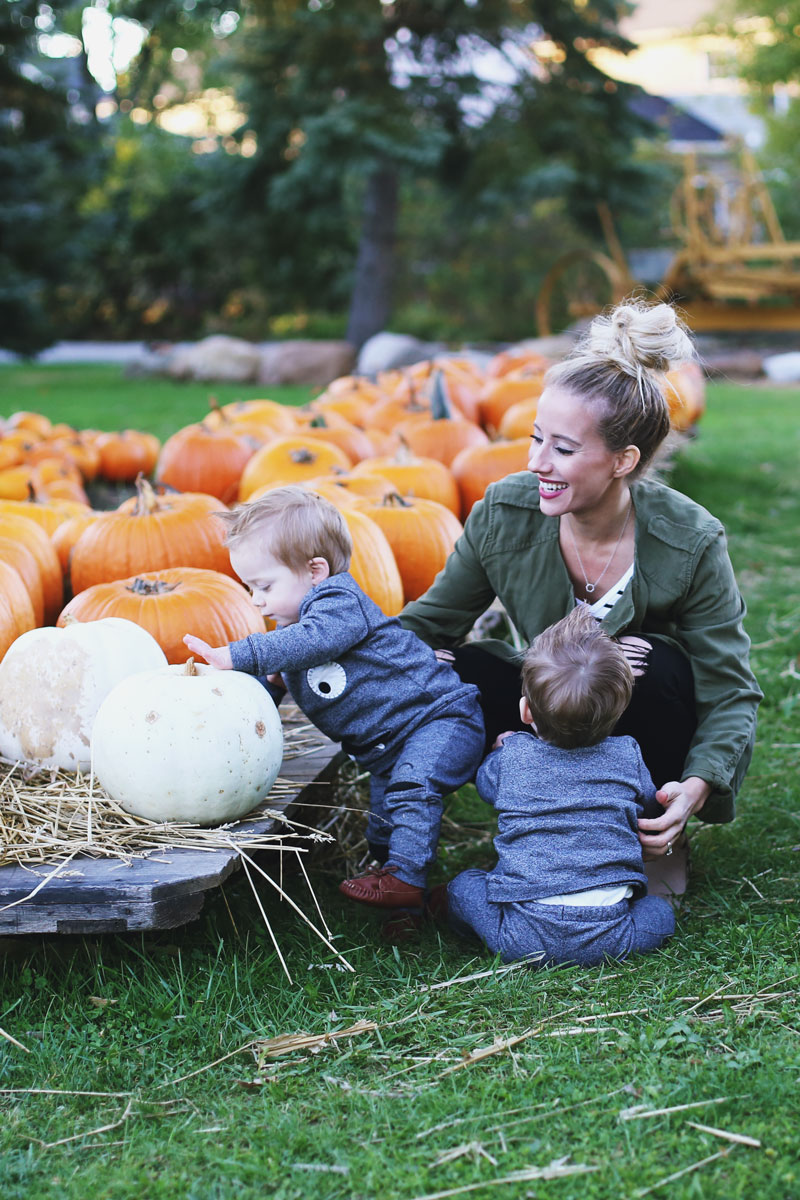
762 351 800 383
701 348 765 380
257 340 356 387
166 335 263 382
356 332 447 377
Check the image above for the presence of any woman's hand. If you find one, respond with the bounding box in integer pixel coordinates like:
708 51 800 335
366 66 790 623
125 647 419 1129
183 634 233 671
637 776 711 857
434 649 455 663
492 730 516 750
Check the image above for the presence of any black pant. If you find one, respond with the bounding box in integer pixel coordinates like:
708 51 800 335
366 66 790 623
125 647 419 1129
450 637 697 789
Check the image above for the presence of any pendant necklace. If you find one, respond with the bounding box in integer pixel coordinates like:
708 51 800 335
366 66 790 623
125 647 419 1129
565 502 632 595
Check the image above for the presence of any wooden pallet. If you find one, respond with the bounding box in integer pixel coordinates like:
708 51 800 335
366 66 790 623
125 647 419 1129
0 735 343 936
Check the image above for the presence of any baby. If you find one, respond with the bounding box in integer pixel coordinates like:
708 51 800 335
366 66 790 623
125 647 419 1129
440 605 676 966
184 486 485 911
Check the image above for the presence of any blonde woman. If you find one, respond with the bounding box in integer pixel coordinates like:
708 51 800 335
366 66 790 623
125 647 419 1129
401 300 762 897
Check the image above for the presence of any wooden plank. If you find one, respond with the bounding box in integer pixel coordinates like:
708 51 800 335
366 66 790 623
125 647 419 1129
0 729 343 936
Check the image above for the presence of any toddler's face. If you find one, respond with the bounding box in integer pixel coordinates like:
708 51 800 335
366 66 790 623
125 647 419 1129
230 539 312 628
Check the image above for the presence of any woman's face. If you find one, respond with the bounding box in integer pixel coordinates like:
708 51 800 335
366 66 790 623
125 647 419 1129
527 385 631 518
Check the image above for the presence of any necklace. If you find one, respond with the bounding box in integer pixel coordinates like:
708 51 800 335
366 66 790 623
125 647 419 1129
565 502 632 595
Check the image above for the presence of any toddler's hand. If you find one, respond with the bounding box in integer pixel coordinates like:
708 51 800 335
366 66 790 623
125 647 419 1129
492 730 515 749
183 634 233 670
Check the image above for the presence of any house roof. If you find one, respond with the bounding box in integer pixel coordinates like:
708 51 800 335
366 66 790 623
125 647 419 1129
630 92 725 142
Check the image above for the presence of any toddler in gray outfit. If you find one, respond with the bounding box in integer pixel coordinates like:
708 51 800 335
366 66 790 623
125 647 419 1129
443 605 676 966
184 486 484 911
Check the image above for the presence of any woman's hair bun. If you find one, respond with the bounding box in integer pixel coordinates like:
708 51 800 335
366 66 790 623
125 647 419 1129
585 298 695 376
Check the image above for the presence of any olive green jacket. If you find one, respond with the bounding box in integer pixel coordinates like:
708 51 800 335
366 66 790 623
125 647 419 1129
401 472 762 824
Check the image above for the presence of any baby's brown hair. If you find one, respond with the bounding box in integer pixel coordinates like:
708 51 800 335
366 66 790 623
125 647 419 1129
217 486 352 575
521 606 633 748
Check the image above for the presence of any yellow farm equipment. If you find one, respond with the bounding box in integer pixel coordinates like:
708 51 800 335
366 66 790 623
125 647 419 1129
536 149 800 335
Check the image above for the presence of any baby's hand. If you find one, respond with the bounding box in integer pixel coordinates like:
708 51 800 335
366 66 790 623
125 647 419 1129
492 730 515 750
183 634 233 671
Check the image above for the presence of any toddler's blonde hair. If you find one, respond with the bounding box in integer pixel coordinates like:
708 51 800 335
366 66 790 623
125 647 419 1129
218 486 352 575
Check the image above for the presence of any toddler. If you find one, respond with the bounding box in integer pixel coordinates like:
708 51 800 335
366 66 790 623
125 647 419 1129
441 605 676 966
184 486 485 910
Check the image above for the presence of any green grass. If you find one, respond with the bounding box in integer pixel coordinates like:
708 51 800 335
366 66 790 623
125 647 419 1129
0 364 315 441
1 370 799 1199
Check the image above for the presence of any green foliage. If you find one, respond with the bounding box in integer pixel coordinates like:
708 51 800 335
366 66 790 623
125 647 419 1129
0 0 104 355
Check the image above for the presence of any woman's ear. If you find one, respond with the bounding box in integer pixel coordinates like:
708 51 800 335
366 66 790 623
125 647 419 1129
613 444 641 478
519 696 534 727
308 557 331 583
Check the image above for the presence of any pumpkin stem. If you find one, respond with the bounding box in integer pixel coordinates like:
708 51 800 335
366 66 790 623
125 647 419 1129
127 576 179 596
132 474 161 516
383 491 411 509
429 369 453 421
184 657 198 675
289 448 316 464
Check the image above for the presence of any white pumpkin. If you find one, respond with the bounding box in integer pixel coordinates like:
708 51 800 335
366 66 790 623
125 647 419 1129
90 661 284 826
0 617 168 772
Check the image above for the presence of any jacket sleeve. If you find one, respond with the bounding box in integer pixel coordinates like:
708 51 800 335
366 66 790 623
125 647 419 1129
400 497 499 647
675 527 762 821
229 588 370 676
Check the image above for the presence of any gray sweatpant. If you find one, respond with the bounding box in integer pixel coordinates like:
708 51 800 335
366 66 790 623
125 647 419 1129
447 867 675 966
366 707 485 888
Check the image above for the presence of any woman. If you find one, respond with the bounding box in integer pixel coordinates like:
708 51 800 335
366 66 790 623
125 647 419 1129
400 300 762 895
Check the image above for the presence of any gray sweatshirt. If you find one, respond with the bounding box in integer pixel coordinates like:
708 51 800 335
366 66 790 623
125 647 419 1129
477 731 663 902
229 572 482 772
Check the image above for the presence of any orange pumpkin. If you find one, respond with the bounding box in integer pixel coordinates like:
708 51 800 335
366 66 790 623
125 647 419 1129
450 439 531 519
351 493 463 602
0 495 91 537
0 592 23 662
0 512 63 623
293 412 376 463
0 464 37 501
309 391 373 427
51 510 110 579
157 423 258 504
0 536 45 625
4 411 53 439
662 362 706 432
486 349 552 378
479 371 546 435
69 476 234 593
58 567 266 665
0 560 37 641
498 395 539 441
94 430 162 482
350 451 460 516
396 415 489 467
341 508 404 617
204 397 297 437
239 436 352 502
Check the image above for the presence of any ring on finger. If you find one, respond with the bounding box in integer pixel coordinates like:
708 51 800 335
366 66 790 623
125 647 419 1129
665 841 673 856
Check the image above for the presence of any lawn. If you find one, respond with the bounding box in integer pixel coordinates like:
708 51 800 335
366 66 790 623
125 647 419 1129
0 368 799 1200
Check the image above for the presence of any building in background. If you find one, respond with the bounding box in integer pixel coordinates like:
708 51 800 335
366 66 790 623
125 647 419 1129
591 0 778 149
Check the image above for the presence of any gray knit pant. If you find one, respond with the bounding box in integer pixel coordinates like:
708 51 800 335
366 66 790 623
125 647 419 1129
447 868 675 966
366 706 485 888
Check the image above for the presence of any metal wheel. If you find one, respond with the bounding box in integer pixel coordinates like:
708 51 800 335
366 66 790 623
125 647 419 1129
535 250 628 337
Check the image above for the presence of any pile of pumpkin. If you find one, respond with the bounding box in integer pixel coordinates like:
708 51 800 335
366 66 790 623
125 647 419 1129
0 351 704 827
0 350 705 668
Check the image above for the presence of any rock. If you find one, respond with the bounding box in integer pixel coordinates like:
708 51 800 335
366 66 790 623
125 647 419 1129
700 348 765 380
762 351 800 383
356 332 447 377
257 340 356 387
165 335 263 382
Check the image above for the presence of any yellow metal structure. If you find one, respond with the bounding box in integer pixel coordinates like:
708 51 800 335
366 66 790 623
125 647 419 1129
536 149 800 335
